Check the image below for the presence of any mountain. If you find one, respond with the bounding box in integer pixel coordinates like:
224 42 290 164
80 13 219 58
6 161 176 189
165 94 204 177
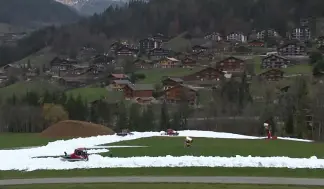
55 0 127 15
0 0 80 28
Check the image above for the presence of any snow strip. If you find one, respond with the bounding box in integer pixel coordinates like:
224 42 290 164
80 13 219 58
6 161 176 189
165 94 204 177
3 155 324 171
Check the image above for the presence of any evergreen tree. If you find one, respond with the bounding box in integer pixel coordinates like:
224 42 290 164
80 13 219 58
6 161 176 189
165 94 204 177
116 101 128 132
140 105 155 131
159 101 170 131
128 103 141 131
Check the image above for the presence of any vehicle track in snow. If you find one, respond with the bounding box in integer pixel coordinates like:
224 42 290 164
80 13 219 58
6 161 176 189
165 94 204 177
1 176 324 186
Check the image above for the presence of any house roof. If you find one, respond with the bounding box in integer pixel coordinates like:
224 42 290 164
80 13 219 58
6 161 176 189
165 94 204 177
127 83 154 91
110 74 129 79
164 77 183 82
113 80 131 85
165 84 198 92
166 57 179 62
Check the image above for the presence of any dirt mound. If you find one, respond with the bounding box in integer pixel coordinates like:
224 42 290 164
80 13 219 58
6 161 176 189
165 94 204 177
41 120 115 138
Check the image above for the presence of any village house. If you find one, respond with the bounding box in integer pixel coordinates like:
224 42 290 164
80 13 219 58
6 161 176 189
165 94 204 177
49 57 77 75
181 56 197 68
164 84 198 105
139 38 162 53
110 80 131 91
182 67 223 82
248 39 265 47
148 48 171 60
116 46 138 57
226 32 247 43
91 54 115 66
258 69 284 81
277 42 306 56
204 32 222 41
256 29 279 40
107 73 130 83
152 33 168 42
162 77 184 91
158 57 181 68
192 45 209 53
133 59 156 69
261 54 291 69
289 27 311 42
123 83 154 99
215 56 245 73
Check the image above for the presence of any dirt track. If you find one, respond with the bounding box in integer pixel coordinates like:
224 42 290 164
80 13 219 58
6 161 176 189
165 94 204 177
1 176 324 186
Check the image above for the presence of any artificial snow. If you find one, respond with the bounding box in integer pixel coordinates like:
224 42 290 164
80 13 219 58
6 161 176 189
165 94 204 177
0 130 316 171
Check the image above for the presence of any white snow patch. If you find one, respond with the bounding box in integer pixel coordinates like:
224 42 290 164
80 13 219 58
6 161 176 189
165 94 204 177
2 155 324 171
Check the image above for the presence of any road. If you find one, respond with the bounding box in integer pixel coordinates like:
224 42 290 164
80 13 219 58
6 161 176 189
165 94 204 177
1 176 324 186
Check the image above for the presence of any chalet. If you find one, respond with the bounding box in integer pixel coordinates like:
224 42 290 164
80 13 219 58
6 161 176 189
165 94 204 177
191 51 213 61
215 57 245 73
139 38 161 53
261 54 291 69
152 33 168 42
124 83 154 99
50 57 76 73
159 57 181 68
256 29 279 39
116 46 138 57
192 45 208 53
258 69 284 81
181 56 196 68
148 48 171 60
248 39 265 47
91 54 115 65
182 67 223 81
289 27 311 42
58 76 87 88
164 84 198 105
226 32 247 43
107 73 129 82
162 77 184 91
111 80 131 91
204 32 222 41
277 42 306 56
133 59 156 69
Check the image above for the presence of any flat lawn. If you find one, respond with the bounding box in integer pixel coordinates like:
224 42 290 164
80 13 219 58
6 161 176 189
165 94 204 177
102 137 324 158
0 133 67 149
2 167 324 179
0 80 63 99
5 183 323 189
136 68 201 84
65 87 123 102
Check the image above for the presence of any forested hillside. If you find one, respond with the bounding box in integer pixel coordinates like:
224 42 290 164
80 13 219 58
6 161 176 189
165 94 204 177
2 0 324 65
0 0 80 27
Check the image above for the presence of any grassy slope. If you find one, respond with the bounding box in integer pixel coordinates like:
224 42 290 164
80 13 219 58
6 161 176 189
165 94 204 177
0 80 63 99
103 137 324 158
65 87 123 102
5 184 323 189
136 68 201 84
14 47 57 68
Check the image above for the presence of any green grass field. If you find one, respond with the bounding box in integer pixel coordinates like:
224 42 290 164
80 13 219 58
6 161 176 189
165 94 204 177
0 133 68 149
65 87 123 102
5 183 323 189
136 68 201 84
0 80 64 99
103 137 323 158
14 47 57 68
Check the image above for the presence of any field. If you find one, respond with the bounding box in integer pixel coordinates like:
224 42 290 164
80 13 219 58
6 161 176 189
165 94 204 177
103 137 324 158
4 184 323 189
136 68 201 84
14 47 57 68
0 80 64 99
65 87 124 102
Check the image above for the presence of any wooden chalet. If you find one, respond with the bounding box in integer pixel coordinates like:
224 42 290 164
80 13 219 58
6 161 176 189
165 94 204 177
107 73 130 82
182 67 223 82
261 54 291 69
258 69 284 81
159 57 181 68
148 48 171 60
124 83 154 99
248 39 265 47
91 54 115 65
181 56 197 68
50 57 76 72
162 77 184 91
111 80 131 91
116 46 138 57
133 59 155 69
139 38 160 53
164 84 198 105
204 32 222 41
277 42 306 56
192 45 208 53
215 56 245 73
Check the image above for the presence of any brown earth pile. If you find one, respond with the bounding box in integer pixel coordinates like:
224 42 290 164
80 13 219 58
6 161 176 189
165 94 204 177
41 120 115 138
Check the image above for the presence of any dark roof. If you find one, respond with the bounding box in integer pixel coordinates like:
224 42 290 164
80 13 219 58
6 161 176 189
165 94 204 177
113 80 131 85
165 84 198 92
127 83 154 91
164 77 183 82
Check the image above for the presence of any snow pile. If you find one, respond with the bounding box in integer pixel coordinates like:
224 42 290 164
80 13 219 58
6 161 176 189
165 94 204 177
2 155 324 171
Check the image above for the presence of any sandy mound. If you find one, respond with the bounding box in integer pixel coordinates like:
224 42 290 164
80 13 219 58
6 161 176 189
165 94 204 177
41 120 115 138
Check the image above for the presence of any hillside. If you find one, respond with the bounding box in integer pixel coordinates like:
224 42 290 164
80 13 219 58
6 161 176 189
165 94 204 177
0 0 80 27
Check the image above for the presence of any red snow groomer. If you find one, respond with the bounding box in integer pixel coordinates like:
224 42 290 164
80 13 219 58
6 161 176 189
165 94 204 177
162 129 179 136
61 148 89 162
